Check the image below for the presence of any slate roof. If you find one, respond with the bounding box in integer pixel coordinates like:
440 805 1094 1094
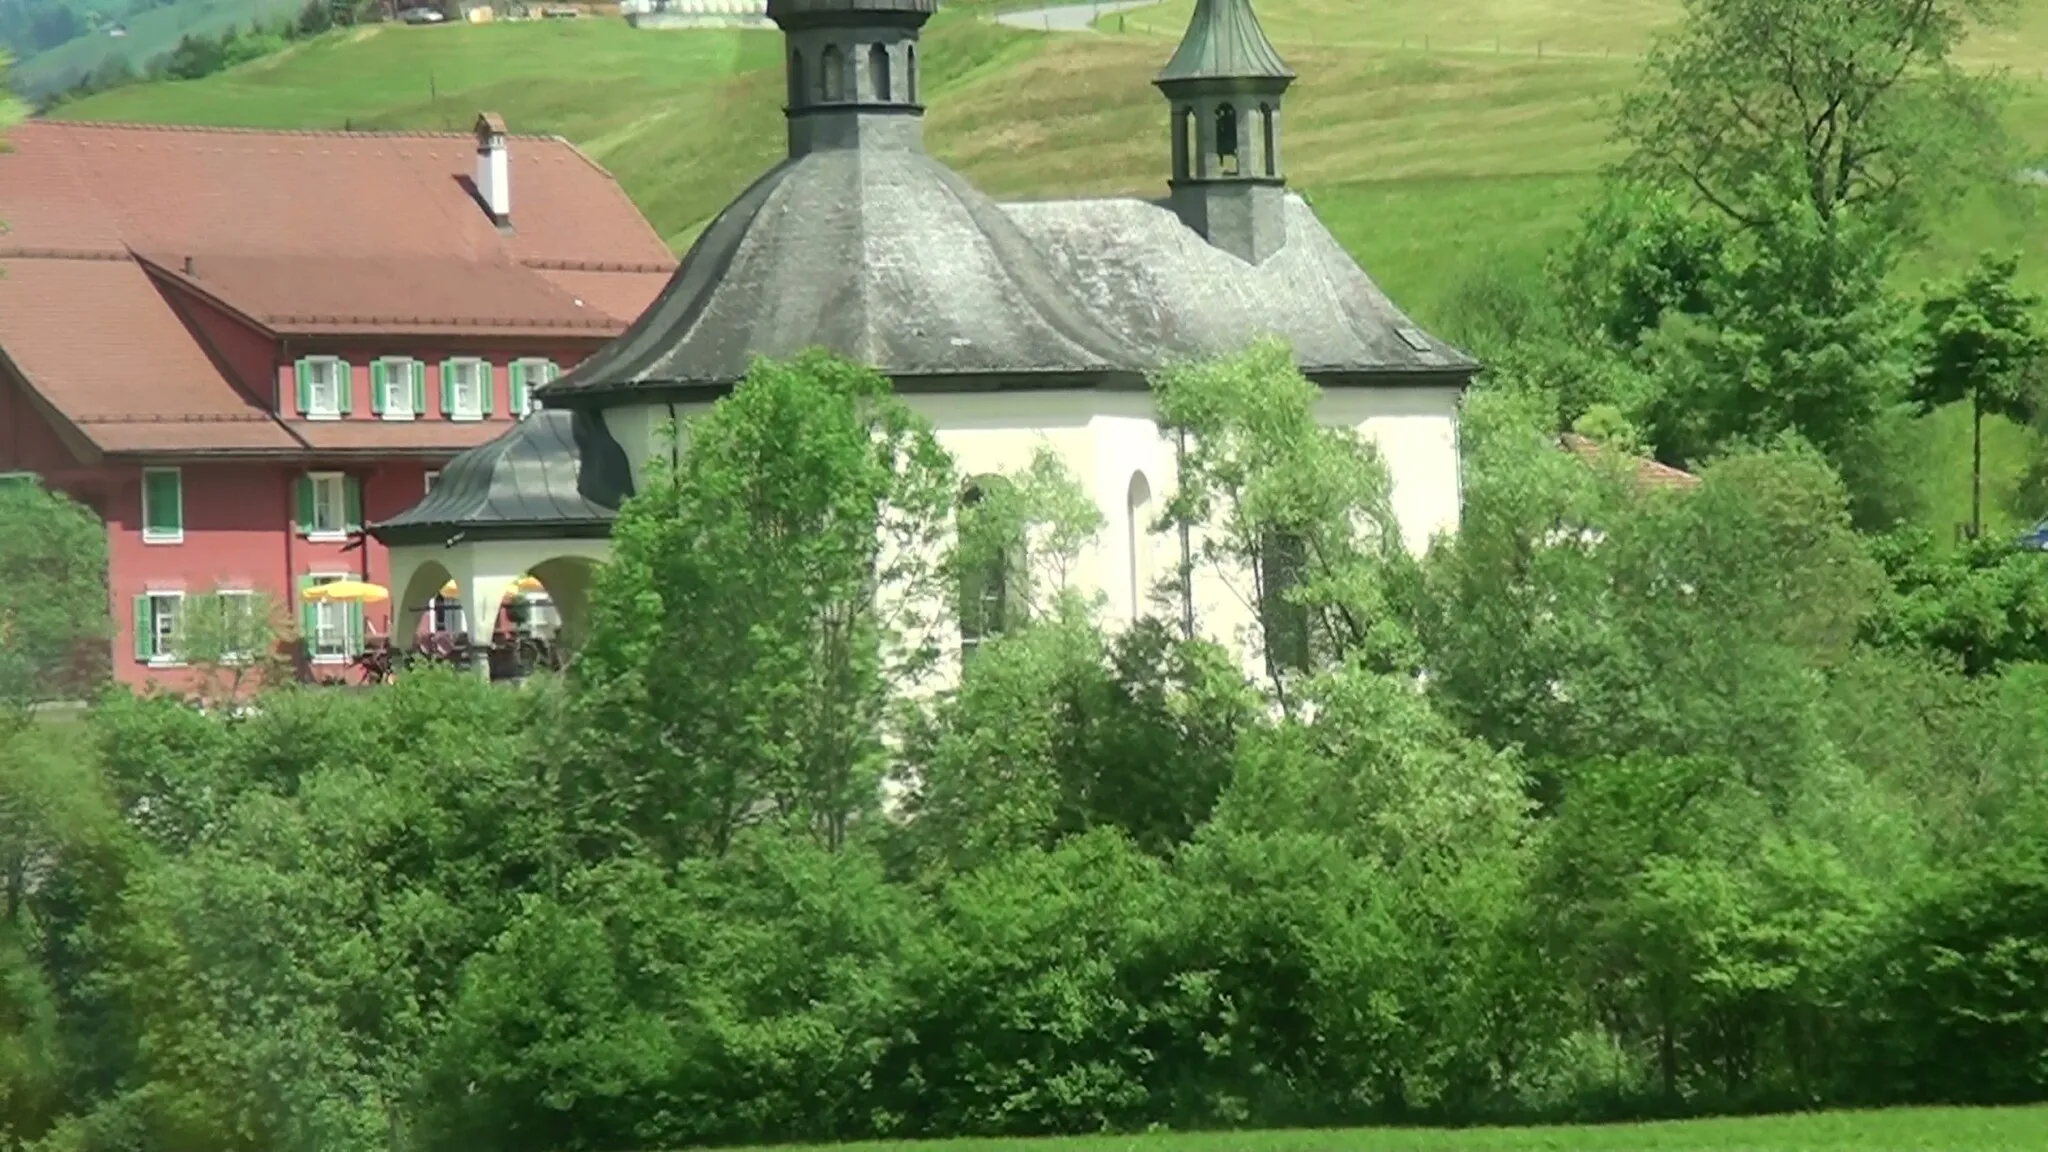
542 147 1157 402
1158 0 1294 84
1001 194 1474 379
370 409 636 545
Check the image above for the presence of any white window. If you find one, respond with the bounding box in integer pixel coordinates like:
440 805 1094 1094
304 472 351 539
446 359 486 421
512 358 560 416
299 357 345 419
425 470 440 494
430 595 467 636
145 592 181 664
214 589 257 662
307 574 358 662
377 358 419 420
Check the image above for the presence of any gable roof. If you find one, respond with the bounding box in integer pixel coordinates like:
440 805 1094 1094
0 118 675 456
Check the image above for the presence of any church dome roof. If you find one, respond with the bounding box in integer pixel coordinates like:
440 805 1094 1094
539 146 1154 404
367 409 634 545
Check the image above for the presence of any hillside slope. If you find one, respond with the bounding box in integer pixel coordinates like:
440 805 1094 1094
11 0 300 95
45 0 2048 532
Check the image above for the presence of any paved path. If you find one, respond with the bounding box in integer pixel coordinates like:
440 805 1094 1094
993 0 1159 32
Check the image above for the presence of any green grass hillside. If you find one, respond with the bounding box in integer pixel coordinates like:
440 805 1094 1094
49 0 2048 532
734 1105 2048 1152
12 0 301 95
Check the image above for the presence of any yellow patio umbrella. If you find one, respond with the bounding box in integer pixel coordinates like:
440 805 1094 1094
302 579 389 604
437 575 544 599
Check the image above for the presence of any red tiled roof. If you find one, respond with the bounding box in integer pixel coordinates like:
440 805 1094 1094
0 117 676 458
9 119 674 271
0 256 297 453
142 254 634 336
285 419 508 454
1561 433 1700 490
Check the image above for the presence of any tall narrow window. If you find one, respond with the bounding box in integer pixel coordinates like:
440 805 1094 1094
1126 472 1153 621
906 44 918 102
958 479 1025 659
1215 103 1240 176
819 44 845 102
1258 529 1310 674
1259 103 1277 176
1179 106 1196 179
788 48 804 109
869 43 891 102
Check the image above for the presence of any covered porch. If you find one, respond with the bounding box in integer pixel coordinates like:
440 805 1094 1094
364 408 631 678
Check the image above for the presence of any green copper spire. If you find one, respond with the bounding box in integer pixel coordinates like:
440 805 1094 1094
1157 0 1294 85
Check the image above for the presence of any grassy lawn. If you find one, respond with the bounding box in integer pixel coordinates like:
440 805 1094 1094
48 0 2048 533
729 1106 2048 1152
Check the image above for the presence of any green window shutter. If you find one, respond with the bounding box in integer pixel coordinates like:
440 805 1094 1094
370 361 388 415
348 602 365 656
410 362 427 414
440 360 456 418
298 577 317 655
478 362 495 416
132 595 151 662
508 361 527 416
336 362 353 415
344 476 364 530
294 358 311 416
294 475 316 534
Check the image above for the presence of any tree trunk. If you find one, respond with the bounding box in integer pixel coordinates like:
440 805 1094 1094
1972 394 1985 541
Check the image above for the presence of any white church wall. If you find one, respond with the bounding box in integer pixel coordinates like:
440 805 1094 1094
592 381 1463 684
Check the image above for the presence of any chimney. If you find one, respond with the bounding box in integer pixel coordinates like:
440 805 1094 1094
474 111 510 226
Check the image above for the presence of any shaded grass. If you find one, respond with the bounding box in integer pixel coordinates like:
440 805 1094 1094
725 1106 2048 1152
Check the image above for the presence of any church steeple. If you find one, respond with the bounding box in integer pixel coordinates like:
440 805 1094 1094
768 0 935 158
1154 0 1295 264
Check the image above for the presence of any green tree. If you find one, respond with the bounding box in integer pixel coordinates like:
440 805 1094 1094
0 478 112 733
1909 252 2047 539
1153 339 1419 699
571 352 956 859
1619 0 2015 241
172 592 291 705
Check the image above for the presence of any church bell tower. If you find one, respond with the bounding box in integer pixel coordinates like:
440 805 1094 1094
767 0 936 158
1154 0 1295 264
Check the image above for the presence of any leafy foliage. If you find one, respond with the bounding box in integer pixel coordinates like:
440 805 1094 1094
0 478 111 729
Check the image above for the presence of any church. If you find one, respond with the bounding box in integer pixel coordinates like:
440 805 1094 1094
369 0 1477 672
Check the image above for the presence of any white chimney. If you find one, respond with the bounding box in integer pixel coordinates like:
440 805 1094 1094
474 111 510 226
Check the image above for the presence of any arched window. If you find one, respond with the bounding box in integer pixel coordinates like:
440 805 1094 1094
1258 528 1310 673
1259 102 1277 176
907 44 918 102
1174 105 1194 181
1126 472 1153 621
958 478 1026 658
1215 103 1239 176
788 48 804 110
869 43 892 102
819 44 845 102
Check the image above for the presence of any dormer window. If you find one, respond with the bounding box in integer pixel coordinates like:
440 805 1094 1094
294 357 347 420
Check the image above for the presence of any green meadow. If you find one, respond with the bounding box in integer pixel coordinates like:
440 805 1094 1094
727 1105 2048 1152
54 0 2048 533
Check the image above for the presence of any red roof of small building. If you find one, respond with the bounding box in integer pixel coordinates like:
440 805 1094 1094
0 117 677 457
1560 433 1700 490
